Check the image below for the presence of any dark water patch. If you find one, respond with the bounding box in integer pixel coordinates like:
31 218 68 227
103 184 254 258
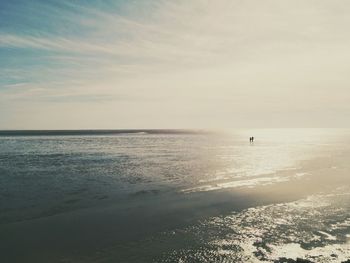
67 188 88 195
275 258 314 263
93 195 109 200
63 199 80 204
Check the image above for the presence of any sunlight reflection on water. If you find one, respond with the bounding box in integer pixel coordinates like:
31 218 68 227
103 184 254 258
157 190 350 262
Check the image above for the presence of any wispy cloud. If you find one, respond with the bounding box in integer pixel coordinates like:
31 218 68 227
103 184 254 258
1 0 350 128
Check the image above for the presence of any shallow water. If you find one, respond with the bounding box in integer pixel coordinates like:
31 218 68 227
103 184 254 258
0 129 349 262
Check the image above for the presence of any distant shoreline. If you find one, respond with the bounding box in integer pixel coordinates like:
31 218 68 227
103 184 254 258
0 129 206 136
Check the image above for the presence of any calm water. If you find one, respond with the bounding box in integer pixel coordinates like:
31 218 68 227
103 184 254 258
0 129 349 262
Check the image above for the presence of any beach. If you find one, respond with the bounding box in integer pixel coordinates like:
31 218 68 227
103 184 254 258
0 129 350 262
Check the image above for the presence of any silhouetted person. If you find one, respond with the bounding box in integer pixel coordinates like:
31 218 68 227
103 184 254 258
252 137 254 142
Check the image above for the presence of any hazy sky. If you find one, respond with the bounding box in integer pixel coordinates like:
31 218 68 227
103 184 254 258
1 0 350 129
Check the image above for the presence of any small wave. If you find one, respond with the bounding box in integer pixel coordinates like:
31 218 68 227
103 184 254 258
131 189 160 197
181 176 289 193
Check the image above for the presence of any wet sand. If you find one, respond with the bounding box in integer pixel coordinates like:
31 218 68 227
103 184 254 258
1 155 349 263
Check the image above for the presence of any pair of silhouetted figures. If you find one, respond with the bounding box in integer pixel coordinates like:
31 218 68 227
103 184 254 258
249 137 254 143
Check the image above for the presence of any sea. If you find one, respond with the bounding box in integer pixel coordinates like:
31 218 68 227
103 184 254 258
0 129 349 263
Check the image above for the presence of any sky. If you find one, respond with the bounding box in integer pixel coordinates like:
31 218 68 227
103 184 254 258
1 0 350 129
